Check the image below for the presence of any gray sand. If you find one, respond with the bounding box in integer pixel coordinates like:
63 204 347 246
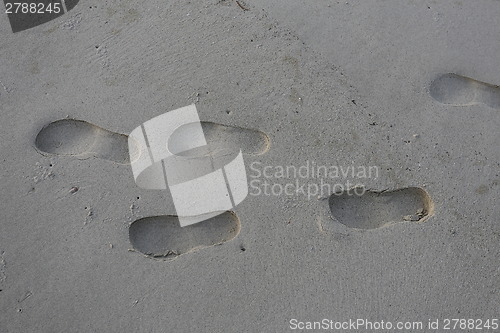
0 0 498 332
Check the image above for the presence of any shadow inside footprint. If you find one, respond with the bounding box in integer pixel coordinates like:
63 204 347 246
129 211 240 258
430 73 500 108
329 187 434 229
36 119 138 164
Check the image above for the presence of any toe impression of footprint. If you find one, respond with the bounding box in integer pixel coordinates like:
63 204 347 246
430 73 500 108
329 187 434 230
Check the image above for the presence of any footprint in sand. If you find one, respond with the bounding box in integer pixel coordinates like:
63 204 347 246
198 122 270 155
129 211 240 258
430 73 500 108
167 121 270 159
329 187 434 230
35 119 136 164
36 119 269 164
